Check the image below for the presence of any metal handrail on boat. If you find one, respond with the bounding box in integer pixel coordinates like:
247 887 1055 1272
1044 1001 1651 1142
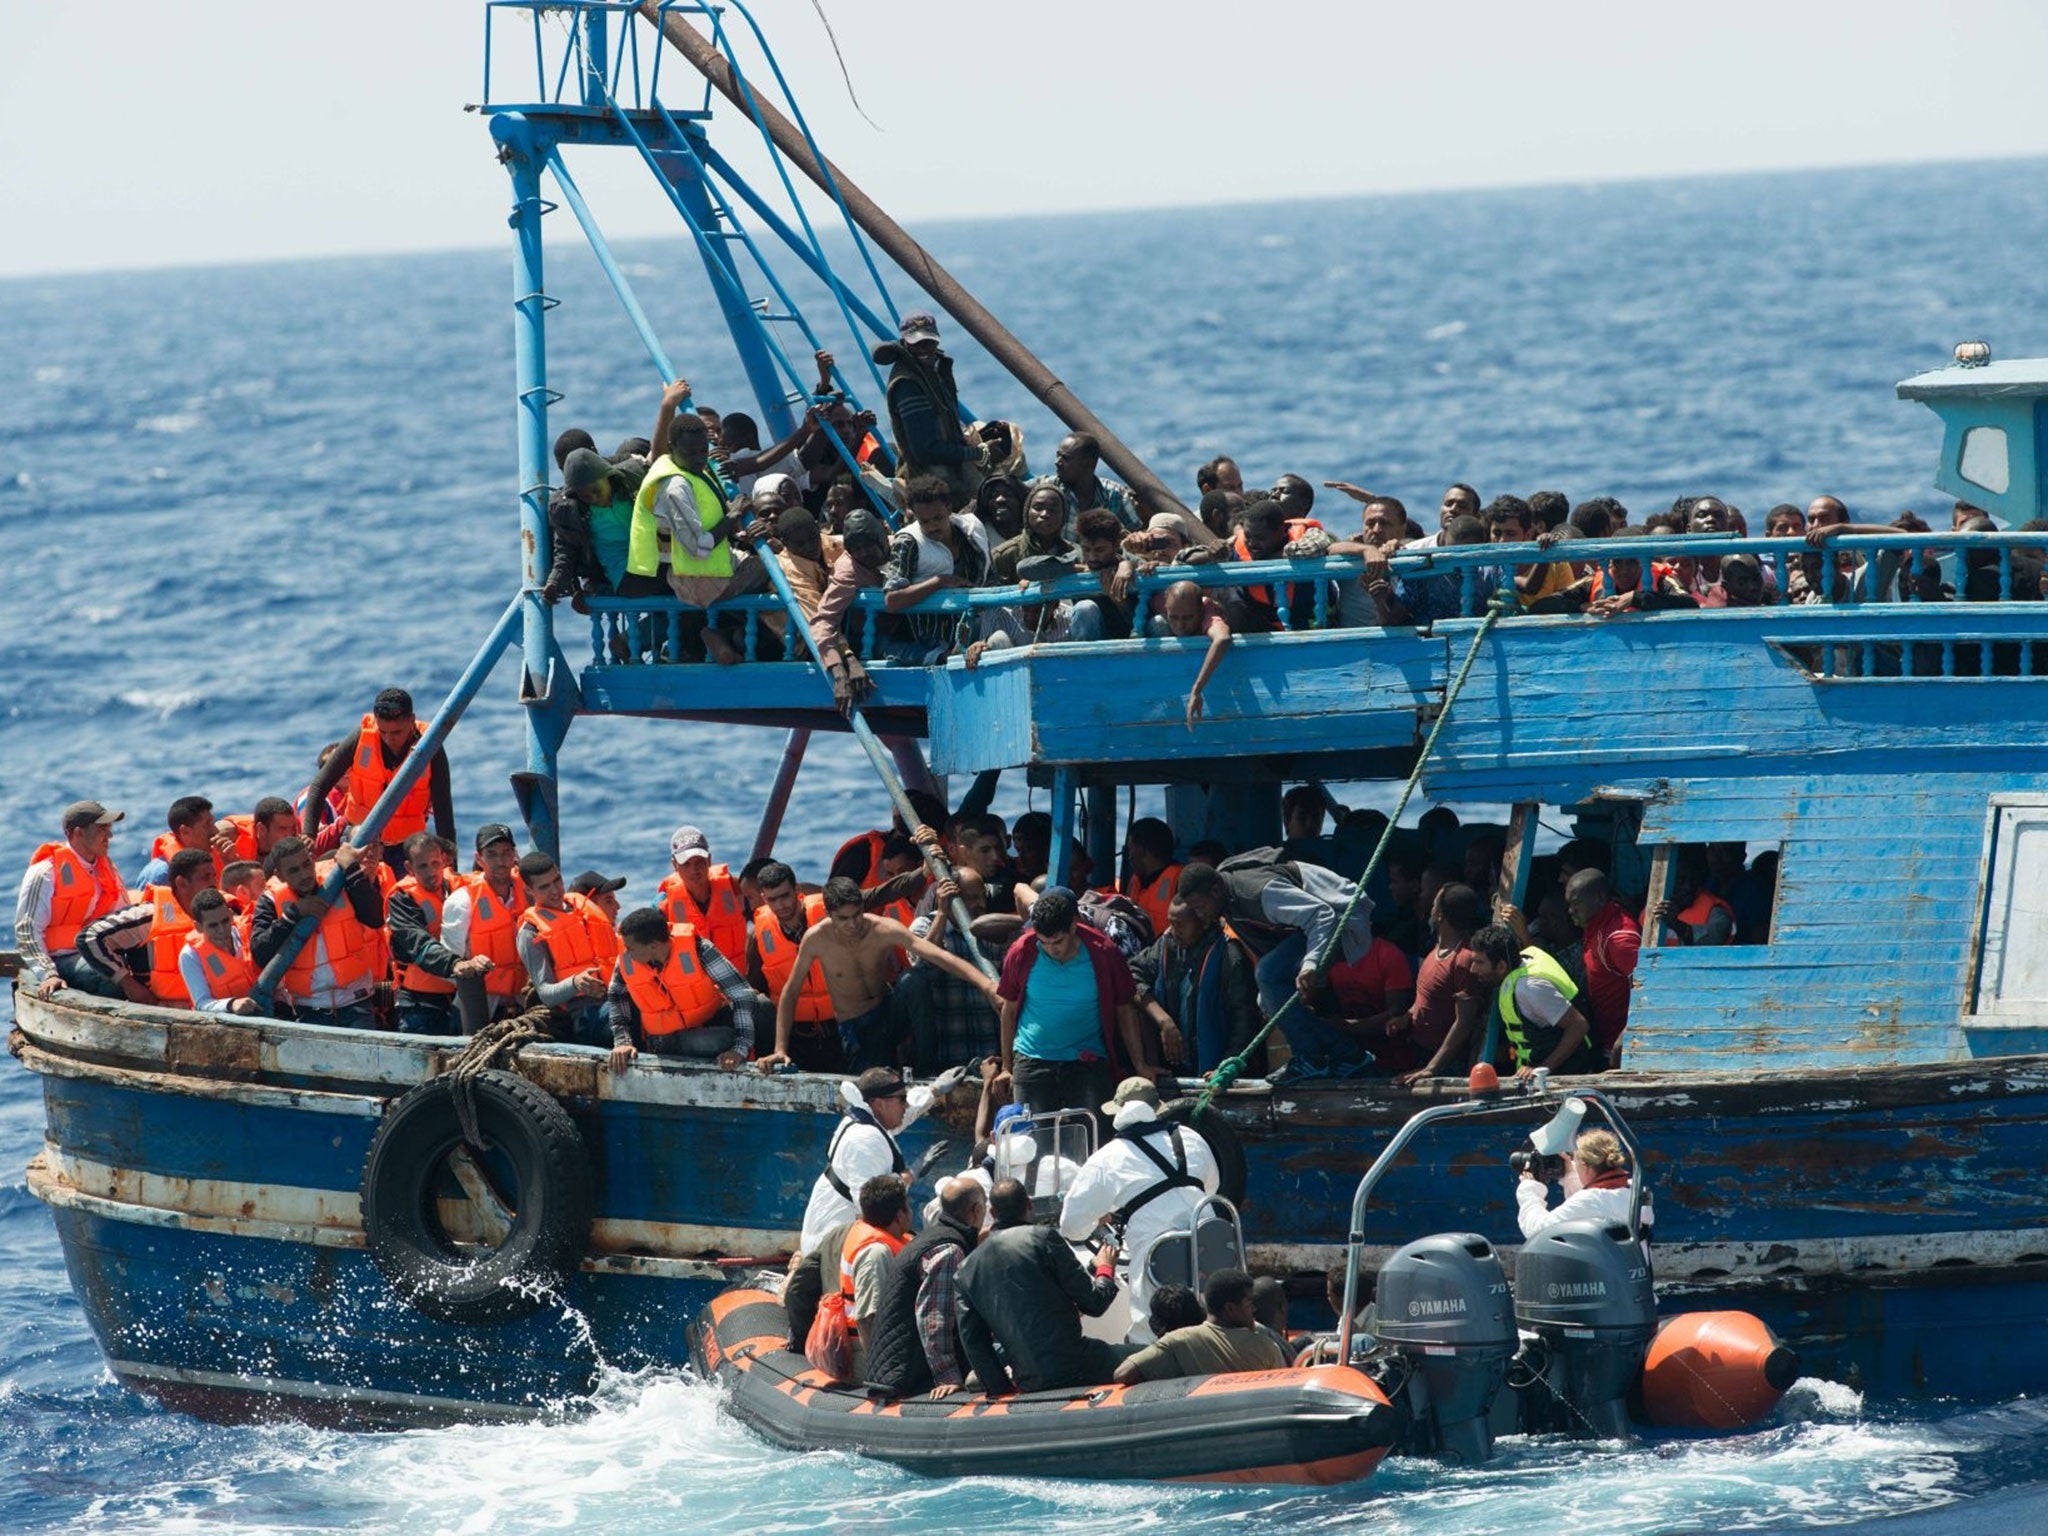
576 528 2048 666
1334 1086 1646 1366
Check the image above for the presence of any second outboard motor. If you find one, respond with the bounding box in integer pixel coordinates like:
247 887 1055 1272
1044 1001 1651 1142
1370 1233 1518 1463
1513 1219 1656 1440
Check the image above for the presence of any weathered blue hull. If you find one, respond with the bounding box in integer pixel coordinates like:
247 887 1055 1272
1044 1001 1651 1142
17 988 2048 1420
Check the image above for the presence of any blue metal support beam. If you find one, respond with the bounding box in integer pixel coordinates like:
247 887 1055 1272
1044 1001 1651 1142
751 728 811 859
497 112 565 861
696 141 895 347
1048 767 1078 891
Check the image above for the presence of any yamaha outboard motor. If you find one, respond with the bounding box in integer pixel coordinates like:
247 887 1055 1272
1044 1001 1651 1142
1369 1233 1518 1463
1512 1219 1656 1440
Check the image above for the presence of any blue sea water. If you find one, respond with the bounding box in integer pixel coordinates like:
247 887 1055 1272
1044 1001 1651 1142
5 157 2048 1531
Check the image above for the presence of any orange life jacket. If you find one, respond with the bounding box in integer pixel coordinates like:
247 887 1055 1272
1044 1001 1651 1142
148 831 225 887
185 930 257 1002
1232 521 1319 609
839 1218 910 1319
142 884 197 1008
834 829 889 890
32 841 126 953
658 864 748 969
393 873 456 996
264 872 379 1003
518 893 621 980
462 872 530 998
617 925 725 1036
1663 890 1737 947
219 813 260 865
341 714 434 844
1122 862 1183 938
753 895 833 1024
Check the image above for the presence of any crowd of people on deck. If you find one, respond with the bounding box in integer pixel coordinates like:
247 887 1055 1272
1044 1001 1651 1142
15 693 1771 1095
535 312 2048 714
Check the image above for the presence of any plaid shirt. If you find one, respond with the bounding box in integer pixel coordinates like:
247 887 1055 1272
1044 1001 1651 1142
603 935 763 1056
908 915 1002 1065
915 1240 971 1388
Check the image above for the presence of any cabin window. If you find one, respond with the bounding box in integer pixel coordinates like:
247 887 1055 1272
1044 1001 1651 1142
1973 802 2048 1016
1960 425 2011 495
1641 840 1779 948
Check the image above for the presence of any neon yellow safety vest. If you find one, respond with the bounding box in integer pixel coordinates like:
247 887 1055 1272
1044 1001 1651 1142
1498 945 1580 1069
627 453 733 579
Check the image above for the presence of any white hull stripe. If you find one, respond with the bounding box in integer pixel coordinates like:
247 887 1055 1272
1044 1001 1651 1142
31 1150 776 1280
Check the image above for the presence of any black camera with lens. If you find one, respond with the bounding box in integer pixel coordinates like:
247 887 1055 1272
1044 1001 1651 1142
1509 1150 1568 1182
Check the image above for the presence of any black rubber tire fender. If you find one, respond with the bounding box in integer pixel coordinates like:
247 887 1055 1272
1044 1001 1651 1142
1161 1095 1248 1210
359 1069 592 1326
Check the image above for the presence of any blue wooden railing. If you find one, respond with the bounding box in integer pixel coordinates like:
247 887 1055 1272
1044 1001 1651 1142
577 530 2048 671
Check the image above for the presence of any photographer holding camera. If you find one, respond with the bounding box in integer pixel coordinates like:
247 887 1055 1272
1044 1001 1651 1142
1514 1128 1650 1240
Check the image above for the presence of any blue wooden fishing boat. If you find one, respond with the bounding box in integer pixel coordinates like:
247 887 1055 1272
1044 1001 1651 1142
12 0 2048 1426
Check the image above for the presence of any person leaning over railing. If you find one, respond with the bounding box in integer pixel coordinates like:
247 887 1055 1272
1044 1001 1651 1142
810 508 892 710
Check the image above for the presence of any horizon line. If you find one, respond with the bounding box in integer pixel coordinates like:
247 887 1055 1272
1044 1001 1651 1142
3 148 2042 287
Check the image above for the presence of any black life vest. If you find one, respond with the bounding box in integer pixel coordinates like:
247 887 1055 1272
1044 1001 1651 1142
861 1213 979 1398
1110 1123 1203 1229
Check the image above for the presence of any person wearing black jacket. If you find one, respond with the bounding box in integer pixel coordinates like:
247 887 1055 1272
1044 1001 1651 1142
956 1179 1128 1393
873 313 989 506
1128 897 1264 1077
863 1177 986 1400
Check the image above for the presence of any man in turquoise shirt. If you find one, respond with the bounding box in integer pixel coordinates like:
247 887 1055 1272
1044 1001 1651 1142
997 888 1155 1119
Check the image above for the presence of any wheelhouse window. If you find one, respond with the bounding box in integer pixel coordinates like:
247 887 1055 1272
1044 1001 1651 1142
1960 425 2011 495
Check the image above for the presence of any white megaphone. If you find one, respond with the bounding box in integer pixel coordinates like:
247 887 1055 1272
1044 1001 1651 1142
1528 1096 1588 1158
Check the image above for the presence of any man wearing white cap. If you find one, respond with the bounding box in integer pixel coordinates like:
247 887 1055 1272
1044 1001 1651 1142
658 825 749 971
16 800 130 999
1057 1077 1219 1330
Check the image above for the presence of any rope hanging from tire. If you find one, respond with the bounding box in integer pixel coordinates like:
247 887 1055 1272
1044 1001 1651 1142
1199 595 1513 1111
445 1007 556 1147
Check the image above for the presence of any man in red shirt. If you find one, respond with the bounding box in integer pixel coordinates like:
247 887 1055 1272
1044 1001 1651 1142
1295 937 1417 1073
1393 883 1490 1087
1565 869 1640 1066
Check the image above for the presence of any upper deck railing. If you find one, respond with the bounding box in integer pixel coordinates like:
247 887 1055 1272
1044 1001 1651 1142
576 529 2048 674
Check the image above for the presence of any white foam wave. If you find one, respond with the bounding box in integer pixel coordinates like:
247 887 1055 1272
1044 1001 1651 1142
136 412 201 434
115 689 205 719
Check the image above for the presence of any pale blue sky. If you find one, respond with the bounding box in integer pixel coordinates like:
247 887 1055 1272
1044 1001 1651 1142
4 1 2047 278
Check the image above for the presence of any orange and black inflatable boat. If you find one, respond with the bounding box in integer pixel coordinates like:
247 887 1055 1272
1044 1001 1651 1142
692 1287 1397 1484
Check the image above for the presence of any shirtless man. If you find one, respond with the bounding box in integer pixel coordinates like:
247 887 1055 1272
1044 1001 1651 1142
755 876 1000 1072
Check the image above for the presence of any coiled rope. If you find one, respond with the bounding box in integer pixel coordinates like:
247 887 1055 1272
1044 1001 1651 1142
445 1007 557 1147
1197 595 1513 1110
